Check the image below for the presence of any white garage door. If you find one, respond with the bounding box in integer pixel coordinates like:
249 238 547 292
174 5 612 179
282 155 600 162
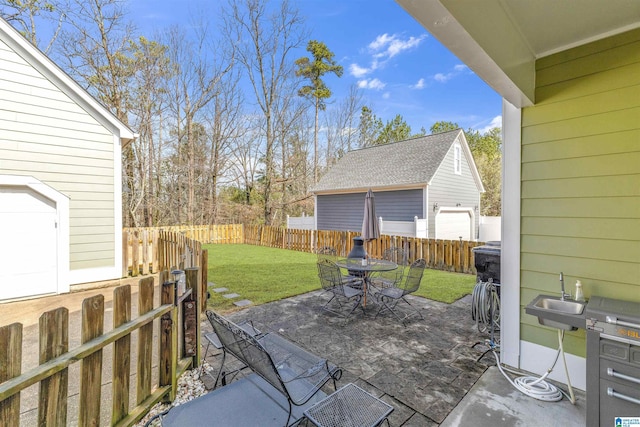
436 210 472 240
0 187 58 300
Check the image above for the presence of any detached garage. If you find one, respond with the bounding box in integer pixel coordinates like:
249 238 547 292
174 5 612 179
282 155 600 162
312 130 484 240
0 18 134 301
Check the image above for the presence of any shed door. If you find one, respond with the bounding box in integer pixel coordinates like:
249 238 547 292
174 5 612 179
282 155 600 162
436 210 472 240
0 187 58 300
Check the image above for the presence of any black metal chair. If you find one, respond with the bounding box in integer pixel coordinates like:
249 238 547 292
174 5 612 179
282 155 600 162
162 311 341 427
317 246 363 288
374 258 426 325
369 246 409 291
317 259 364 319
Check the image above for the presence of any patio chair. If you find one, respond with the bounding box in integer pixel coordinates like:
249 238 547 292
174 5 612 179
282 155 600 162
317 246 363 288
370 246 409 291
162 311 341 427
317 259 365 318
374 258 427 325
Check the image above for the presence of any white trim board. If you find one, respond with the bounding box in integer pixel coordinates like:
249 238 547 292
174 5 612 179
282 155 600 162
500 99 522 368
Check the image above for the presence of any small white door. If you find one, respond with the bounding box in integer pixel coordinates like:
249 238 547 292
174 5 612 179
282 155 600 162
0 187 58 300
436 210 472 240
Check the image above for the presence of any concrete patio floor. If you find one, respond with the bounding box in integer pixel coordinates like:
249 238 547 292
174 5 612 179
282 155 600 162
202 290 586 426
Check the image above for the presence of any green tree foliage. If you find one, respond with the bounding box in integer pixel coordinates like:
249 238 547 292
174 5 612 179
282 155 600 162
431 121 501 216
295 40 343 184
359 107 425 147
357 106 383 147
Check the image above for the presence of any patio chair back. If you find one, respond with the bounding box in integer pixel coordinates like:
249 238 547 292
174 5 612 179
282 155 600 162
376 246 409 286
316 246 337 262
382 246 409 266
317 259 349 297
401 258 426 295
207 311 288 397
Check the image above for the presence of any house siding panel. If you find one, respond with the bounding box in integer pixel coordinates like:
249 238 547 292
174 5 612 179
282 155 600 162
0 38 116 272
520 29 640 357
317 189 423 231
429 139 481 239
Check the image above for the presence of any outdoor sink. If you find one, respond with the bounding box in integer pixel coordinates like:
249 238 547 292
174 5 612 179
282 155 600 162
525 295 587 331
534 297 585 315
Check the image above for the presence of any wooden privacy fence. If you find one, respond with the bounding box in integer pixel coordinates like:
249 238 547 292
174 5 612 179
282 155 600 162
124 224 481 275
245 225 483 274
123 225 241 276
0 270 202 426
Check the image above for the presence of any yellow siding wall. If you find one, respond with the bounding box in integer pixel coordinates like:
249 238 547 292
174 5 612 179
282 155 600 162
520 29 640 356
0 39 116 271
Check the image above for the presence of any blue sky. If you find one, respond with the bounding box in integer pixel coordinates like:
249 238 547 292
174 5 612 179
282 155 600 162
130 0 503 134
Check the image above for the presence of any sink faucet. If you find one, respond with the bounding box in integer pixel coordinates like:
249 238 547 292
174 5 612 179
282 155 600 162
559 272 569 301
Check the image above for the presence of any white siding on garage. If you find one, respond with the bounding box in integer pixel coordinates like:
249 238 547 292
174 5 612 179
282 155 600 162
428 137 481 239
0 39 116 273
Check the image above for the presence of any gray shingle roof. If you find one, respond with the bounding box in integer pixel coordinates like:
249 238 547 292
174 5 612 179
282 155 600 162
312 129 463 192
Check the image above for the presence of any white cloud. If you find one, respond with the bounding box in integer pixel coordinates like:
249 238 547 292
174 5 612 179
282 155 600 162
368 33 426 59
412 78 425 89
382 92 390 99
357 78 386 90
479 115 502 133
349 63 370 78
349 33 426 78
433 63 469 83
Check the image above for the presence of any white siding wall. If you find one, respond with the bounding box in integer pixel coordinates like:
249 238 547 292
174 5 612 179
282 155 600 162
428 137 481 239
0 39 116 274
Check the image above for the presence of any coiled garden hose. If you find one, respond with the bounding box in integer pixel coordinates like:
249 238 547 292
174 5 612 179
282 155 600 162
471 281 500 333
492 329 576 404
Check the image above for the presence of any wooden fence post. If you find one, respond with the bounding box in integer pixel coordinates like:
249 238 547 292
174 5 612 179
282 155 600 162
185 267 201 368
122 230 130 278
79 295 105 426
39 307 69 426
159 271 177 403
136 277 154 405
201 249 209 312
0 323 22 425
112 285 132 425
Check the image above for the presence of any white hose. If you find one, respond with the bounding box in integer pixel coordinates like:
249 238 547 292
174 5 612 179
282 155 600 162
491 329 576 403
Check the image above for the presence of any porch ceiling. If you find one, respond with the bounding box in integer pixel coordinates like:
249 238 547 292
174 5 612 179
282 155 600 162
395 0 640 107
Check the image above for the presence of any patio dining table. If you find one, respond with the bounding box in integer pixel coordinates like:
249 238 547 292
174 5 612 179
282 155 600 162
334 258 398 307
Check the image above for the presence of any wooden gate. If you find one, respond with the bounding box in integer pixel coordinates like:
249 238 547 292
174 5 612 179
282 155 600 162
0 269 202 426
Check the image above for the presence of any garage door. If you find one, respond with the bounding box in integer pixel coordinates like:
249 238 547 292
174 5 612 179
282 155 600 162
0 187 58 300
436 210 472 240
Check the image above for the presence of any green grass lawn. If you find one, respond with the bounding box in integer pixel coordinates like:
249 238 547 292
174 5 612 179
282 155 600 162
204 244 477 312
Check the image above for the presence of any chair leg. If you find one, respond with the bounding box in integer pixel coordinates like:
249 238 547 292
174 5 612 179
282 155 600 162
213 350 227 389
401 297 424 320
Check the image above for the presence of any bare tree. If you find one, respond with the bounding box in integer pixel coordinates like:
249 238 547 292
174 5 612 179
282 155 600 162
202 63 245 224
164 22 233 224
324 84 363 168
221 0 307 225
129 36 172 226
0 0 67 53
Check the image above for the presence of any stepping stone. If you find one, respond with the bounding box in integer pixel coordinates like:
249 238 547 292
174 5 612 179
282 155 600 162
233 299 252 307
212 287 228 293
223 293 240 299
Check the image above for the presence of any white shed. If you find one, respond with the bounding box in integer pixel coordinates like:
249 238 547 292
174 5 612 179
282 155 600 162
0 18 135 301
